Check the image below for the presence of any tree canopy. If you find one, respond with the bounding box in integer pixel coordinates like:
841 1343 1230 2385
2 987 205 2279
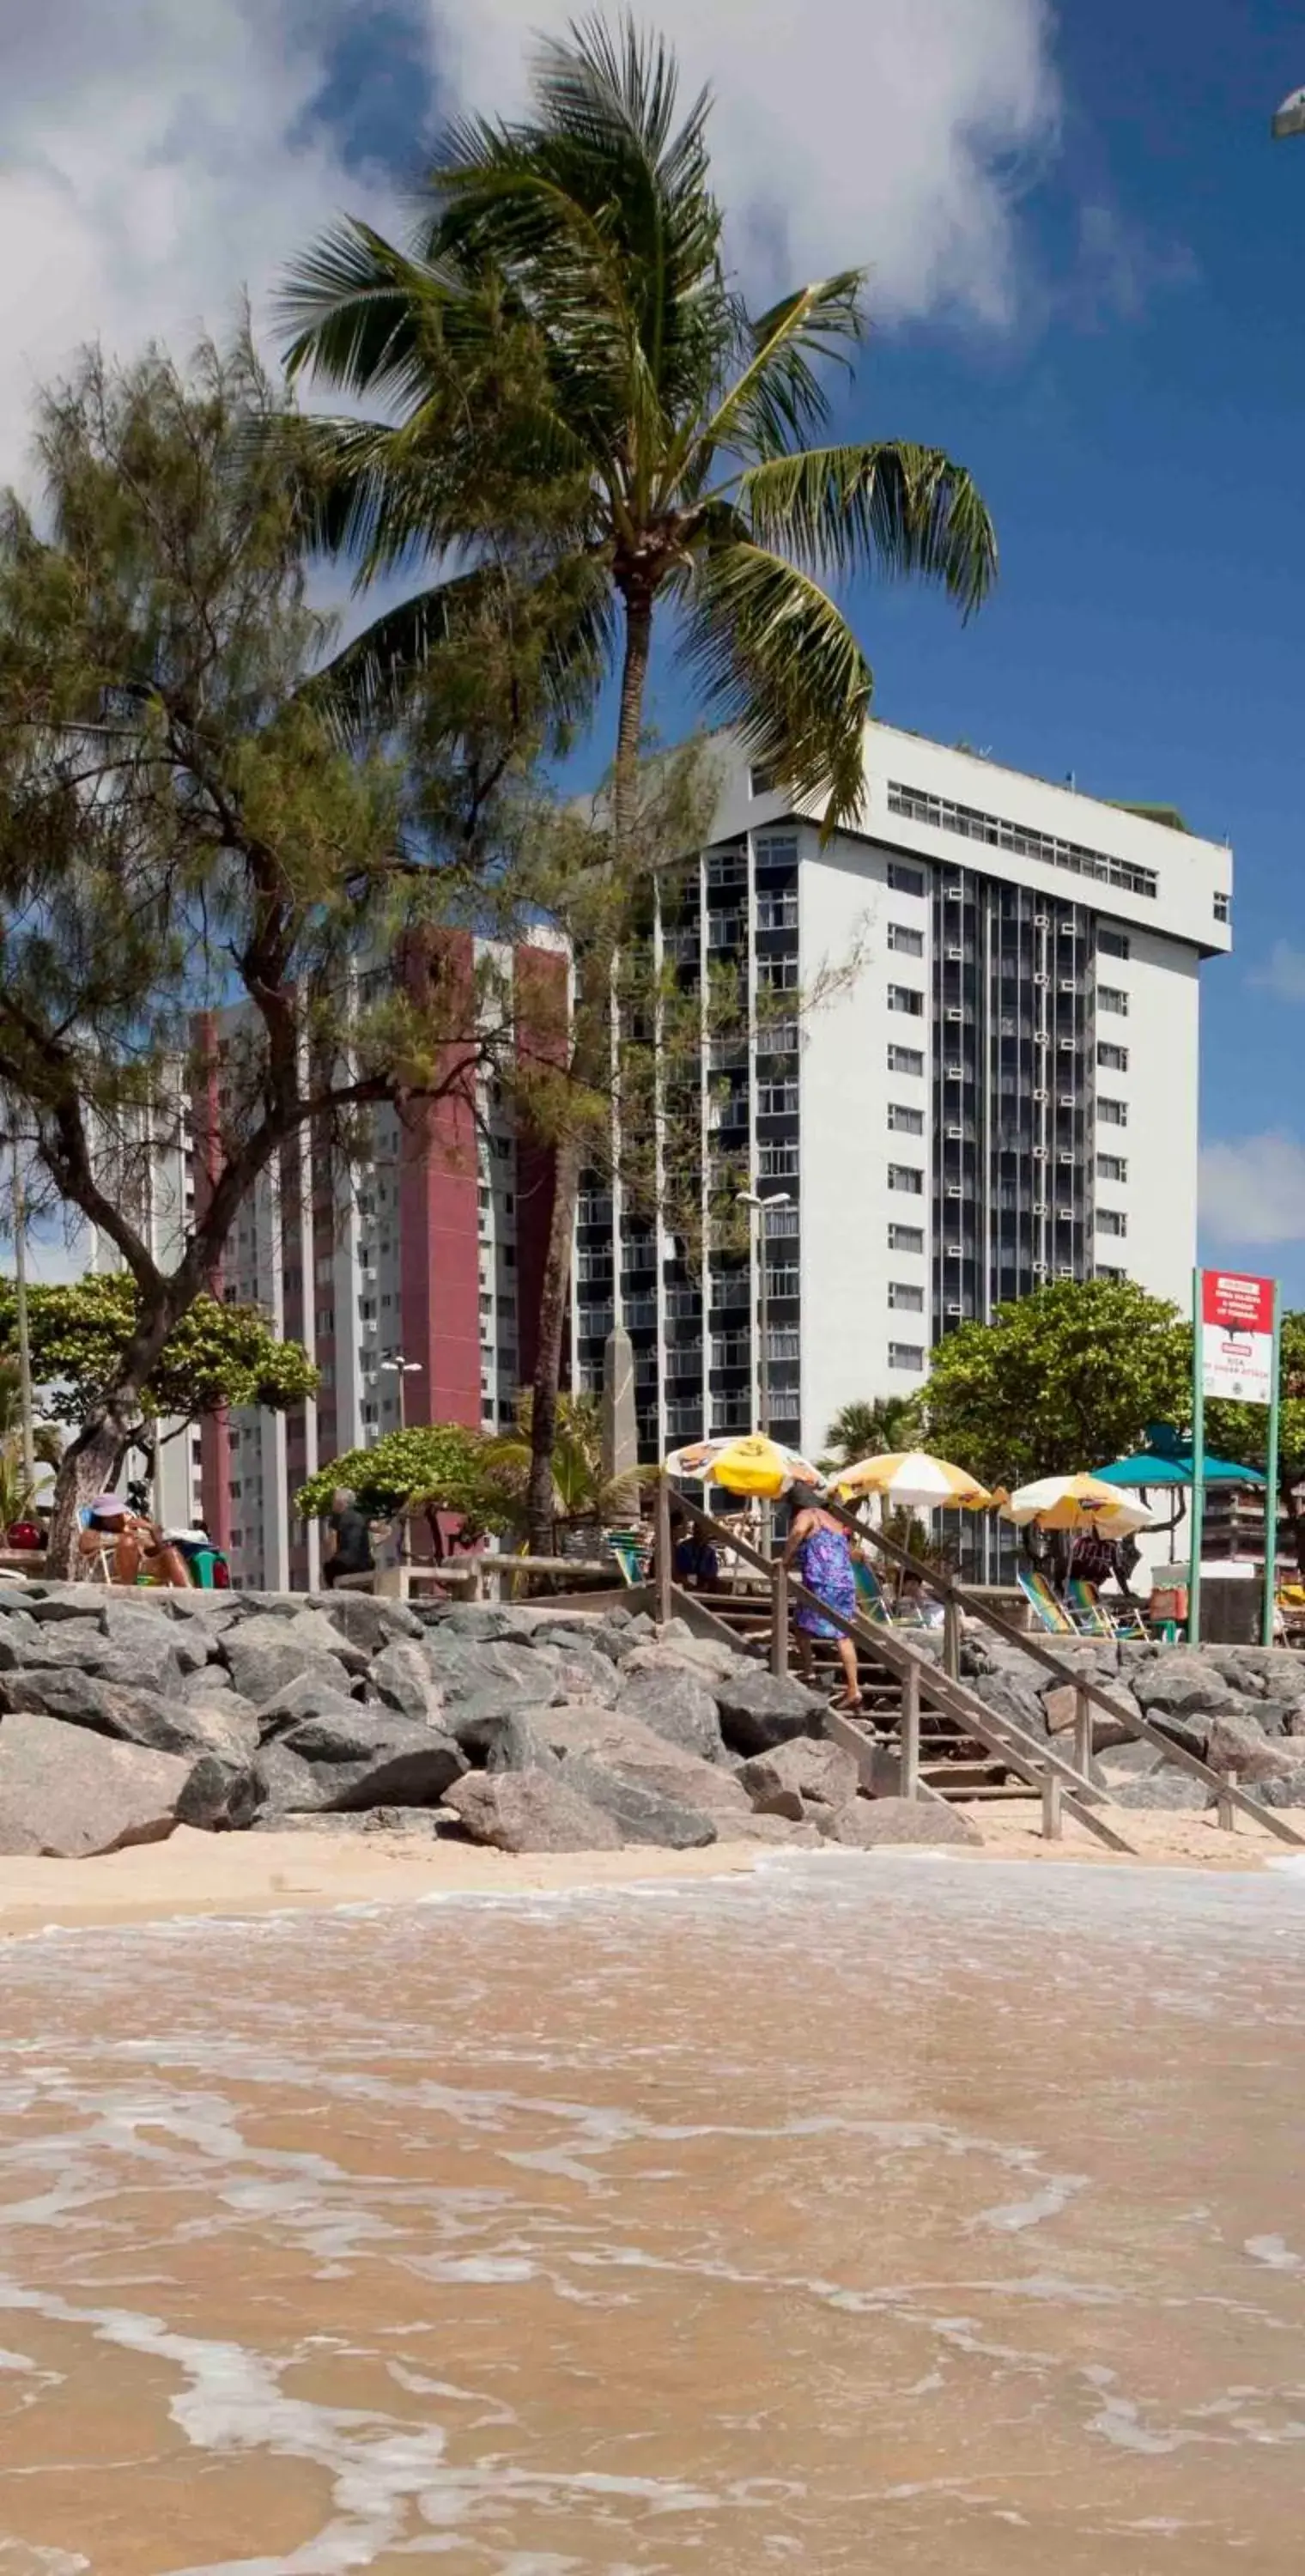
920 1277 1189 1489
0 1273 316 1432
296 1424 507 1534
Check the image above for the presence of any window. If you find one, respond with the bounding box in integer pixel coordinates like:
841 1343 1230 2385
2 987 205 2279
759 1141 798 1177
1097 1153 1128 1183
766 1265 799 1298
756 892 798 932
358 1296 377 1321
765 1328 800 1363
1097 1264 1125 1282
1097 927 1130 959
888 1163 924 1194
887 1103 925 1136
707 912 743 950
577 1249 612 1284
315 1306 334 1334
314 1255 333 1285
888 1281 925 1311
887 922 925 957
886 780 1158 900
888 1224 925 1253
758 1080 798 1115
764 1202 799 1238
888 860 926 897
228 1479 242 1501
1214 890 1230 925
1097 1042 1129 1072
1098 1208 1127 1237
749 763 775 797
887 1044 925 1077
758 1018 799 1056
707 845 747 888
761 957 799 991
889 1342 925 1372
1099 1097 1128 1127
756 832 799 869
888 984 924 1017
1097 985 1129 1017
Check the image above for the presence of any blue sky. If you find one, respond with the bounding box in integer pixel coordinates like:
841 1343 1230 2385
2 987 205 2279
4 0 1303 1297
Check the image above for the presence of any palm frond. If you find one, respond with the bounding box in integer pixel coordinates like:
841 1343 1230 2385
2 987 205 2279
278 220 455 407
307 554 616 744
683 538 871 829
672 272 866 494
741 442 998 613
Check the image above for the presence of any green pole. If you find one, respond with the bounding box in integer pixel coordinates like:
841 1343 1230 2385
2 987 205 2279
1262 1278 1282 1648
1188 1267 1205 1646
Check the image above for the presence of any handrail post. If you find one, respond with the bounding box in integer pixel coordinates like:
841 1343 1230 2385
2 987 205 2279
1041 1771 1063 1839
944 1598 962 1680
771 1561 789 1677
1217 1767 1238 1832
654 1475 673 1628
900 1659 920 1801
1073 1683 1092 1783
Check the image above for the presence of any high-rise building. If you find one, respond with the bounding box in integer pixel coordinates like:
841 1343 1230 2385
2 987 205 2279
570 721 1231 1473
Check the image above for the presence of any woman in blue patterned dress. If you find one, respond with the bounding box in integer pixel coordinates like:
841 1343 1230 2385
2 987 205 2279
782 1484 862 1711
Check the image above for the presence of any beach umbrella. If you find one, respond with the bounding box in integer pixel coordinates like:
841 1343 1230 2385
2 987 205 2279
1004 1473 1157 1536
832 1450 992 1510
664 1433 823 1498
1092 1448 1265 1491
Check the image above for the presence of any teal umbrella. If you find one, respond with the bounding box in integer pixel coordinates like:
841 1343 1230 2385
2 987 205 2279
1092 1422 1266 1490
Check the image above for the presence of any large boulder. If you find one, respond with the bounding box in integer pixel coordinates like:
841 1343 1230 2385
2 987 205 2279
252 1674 368 1741
615 1664 725 1764
1204 1645 1305 1704
444 1768 622 1852
175 1753 260 1832
314 1592 423 1652
1111 1773 1211 1811
554 1753 717 1849
968 1672 1050 1745
545 1639 624 1703
828 1795 983 1849
223 1633 353 1710
1097 1735 1164 1781
0 1664 255 1764
737 1737 859 1814
0 1611 56 1669
713 1669 826 1756
0 1665 118 1727
0 1711 196 1856
622 1633 746 1688
1043 1679 1143 1753
531 1704 750 1822
252 1716 465 1816
1201 1711 1299 1784
1244 1769 1305 1810
419 1632 564 1711
368 1641 447 1727
1126 1652 1238 1719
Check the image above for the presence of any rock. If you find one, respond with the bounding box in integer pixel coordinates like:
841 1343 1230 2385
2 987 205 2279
1127 1652 1238 1719
430 1605 519 1643
0 1712 194 1857
1281 1702 1305 1740
1205 1645 1305 1703
828 1795 983 1848
968 1672 1050 1744
1243 1769 1305 1810
1098 1735 1164 1780
737 1738 859 1813
1111 1773 1211 1811
253 1807 451 1838
21 1593 103 1625
253 1674 367 1741
179 1668 258 1718
621 1635 745 1687
175 1754 260 1832
314 1592 423 1652
223 1637 352 1710
155 1595 246 1631
419 1633 564 1709
1202 1711 1299 1784
477 1711 561 1774
100 1597 215 1673
0 1664 254 1764
725 1812 826 1847
275 1710 466 1808
713 1669 827 1756
0 1665 115 1727
547 1641 623 1703
444 1769 622 1853
615 1665 725 1765
1042 1679 1143 1753
46 1631 184 1698
368 1641 446 1726
534 1705 750 1821
553 1752 717 1848
252 1741 332 1816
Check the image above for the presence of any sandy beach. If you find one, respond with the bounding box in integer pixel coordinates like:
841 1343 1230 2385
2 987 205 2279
2 1799 1302 1939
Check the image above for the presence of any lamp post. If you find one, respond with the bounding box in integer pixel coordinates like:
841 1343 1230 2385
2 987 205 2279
379 1352 422 1431
736 1186 792 1555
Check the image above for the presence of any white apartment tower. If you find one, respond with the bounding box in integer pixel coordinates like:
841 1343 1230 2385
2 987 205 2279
569 721 1231 1472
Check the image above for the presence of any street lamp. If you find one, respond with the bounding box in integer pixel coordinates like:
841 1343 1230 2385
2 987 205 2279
736 1188 792 1556
379 1352 422 1431
1272 85 1305 139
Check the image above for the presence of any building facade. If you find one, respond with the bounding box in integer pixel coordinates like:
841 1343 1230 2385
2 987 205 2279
570 722 1231 1473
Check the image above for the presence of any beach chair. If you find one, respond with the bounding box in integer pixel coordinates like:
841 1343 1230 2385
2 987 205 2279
853 1556 928 1630
605 1530 647 1587
1017 1565 1076 1636
1067 1577 1146 1641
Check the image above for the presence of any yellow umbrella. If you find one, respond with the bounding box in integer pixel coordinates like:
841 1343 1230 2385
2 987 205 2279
664 1433 823 1498
1004 1473 1156 1536
833 1449 992 1510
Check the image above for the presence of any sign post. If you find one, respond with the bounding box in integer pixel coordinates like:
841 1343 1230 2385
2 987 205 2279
1193 1268 1280 1648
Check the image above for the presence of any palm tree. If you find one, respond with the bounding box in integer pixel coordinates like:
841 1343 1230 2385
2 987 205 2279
483 1390 640 1547
279 14 998 1546
822 1394 922 1473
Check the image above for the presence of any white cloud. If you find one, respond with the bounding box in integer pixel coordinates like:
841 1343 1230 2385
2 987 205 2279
439 0 1061 326
0 0 1061 501
1250 942 1305 1005
1201 1133 1305 1247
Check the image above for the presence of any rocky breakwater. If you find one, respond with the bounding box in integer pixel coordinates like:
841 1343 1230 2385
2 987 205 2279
962 1630 1305 1810
0 1588 980 1859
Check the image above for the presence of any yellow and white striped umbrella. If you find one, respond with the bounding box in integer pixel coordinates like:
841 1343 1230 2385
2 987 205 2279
833 1450 992 1510
1003 1473 1156 1535
664 1433 823 1498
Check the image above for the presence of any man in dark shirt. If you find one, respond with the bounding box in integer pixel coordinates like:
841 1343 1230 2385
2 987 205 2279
324 1486 374 1589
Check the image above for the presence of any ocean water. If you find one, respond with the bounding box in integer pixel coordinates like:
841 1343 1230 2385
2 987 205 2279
0 1854 1303 2572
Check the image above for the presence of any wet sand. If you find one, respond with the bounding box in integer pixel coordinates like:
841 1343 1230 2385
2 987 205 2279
0 1800 1297 1945
1 1853 1304 2572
